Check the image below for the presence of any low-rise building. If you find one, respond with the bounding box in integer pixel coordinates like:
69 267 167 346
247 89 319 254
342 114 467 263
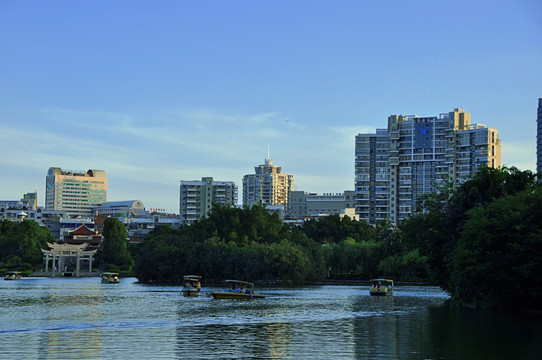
288 190 356 219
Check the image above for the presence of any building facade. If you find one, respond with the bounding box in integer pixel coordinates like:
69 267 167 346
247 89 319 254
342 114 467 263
288 190 356 218
45 167 107 218
96 200 145 218
537 98 542 183
355 108 501 224
179 177 238 224
242 158 294 207
1 190 41 222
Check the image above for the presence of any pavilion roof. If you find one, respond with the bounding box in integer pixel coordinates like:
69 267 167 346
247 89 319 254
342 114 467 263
69 224 96 236
43 242 96 253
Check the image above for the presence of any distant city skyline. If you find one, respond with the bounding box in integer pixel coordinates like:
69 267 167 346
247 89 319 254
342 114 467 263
1 1 541 213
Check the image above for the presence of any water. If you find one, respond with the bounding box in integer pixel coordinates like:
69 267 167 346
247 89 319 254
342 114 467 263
1 277 541 359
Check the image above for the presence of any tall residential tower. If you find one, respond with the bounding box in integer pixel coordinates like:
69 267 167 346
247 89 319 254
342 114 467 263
355 108 501 224
45 167 107 218
242 158 294 207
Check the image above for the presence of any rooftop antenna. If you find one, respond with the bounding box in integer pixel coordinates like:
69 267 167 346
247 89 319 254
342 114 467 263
267 144 270 160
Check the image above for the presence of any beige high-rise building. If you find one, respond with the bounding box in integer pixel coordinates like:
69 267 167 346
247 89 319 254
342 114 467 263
45 167 107 218
243 158 294 207
355 108 501 224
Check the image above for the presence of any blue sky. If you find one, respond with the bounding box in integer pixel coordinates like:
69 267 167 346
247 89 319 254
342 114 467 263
1 0 541 213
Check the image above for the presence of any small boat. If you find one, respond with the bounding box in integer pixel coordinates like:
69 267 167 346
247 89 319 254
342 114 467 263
4 271 22 280
101 272 120 284
369 278 394 296
211 280 265 300
181 275 202 297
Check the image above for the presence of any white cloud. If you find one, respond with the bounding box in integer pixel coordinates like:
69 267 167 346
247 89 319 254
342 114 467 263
1 106 363 212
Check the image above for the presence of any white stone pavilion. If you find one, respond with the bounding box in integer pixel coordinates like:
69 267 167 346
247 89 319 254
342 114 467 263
42 242 97 277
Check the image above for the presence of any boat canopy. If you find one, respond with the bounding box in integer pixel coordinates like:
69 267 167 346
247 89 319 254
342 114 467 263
183 275 202 280
224 279 254 286
102 272 119 276
370 278 393 282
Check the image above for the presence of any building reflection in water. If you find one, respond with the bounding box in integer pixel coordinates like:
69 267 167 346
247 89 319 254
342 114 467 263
36 281 106 359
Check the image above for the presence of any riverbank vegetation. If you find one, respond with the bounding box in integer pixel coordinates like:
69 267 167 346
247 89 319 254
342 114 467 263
0 219 55 274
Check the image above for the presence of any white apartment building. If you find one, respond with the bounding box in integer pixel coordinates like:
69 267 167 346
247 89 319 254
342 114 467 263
355 108 501 224
179 177 238 224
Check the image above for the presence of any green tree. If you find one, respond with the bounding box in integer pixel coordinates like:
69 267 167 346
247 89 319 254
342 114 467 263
402 166 537 291
101 217 132 267
0 219 55 269
451 187 542 310
301 214 375 244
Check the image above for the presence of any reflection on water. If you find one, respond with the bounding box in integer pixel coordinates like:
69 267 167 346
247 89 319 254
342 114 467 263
1 278 541 359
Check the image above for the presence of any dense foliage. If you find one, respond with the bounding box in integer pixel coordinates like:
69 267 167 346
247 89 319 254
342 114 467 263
0 219 55 271
100 217 133 269
452 187 542 310
134 204 327 283
399 166 541 310
134 203 429 283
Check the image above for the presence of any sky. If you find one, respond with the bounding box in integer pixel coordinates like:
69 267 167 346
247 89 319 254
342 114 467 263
1 0 541 213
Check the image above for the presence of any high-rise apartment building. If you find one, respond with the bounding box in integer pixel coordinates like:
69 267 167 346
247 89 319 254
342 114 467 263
242 158 294 207
45 167 107 218
355 108 501 224
537 98 542 183
179 177 238 224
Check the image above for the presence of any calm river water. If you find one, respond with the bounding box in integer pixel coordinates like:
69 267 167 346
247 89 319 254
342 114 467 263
1 277 541 359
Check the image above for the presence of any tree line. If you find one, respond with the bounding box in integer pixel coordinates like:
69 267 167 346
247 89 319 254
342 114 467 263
133 202 431 284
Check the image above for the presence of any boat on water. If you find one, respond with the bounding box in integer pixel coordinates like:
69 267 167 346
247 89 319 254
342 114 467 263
181 275 202 297
211 280 265 300
369 278 394 296
101 272 120 284
4 271 22 280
